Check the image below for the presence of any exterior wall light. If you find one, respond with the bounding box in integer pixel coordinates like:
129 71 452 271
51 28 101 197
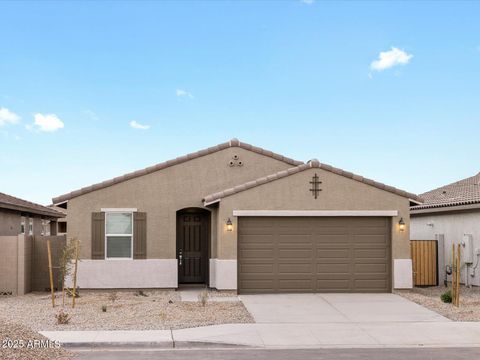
398 217 406 232
226 218 233 232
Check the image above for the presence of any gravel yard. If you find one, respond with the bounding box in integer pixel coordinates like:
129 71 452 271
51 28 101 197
0 290 254 331
0 322 72 360
395 285 480 321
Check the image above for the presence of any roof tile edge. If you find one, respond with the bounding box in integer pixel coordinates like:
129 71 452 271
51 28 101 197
52 139 303 204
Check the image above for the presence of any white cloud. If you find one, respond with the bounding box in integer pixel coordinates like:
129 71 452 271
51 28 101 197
176 89 194 99
129 120 150 130
0 107 20 126
370 47 413 71
83 109 99 121
33 113 64 132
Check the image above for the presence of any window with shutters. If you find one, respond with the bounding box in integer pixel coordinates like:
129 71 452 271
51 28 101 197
105 212 133 259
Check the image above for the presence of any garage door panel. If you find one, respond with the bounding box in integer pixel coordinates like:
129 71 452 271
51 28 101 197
240 249 274 258
353 234 388 243
238 217 391 293
279 263 313 273
278 279 314 291
354 279 388 291
316 248 350 258
240 264 274 273
279 249 312 258
355 263 388 273
316 279 350 291
355 248 387 258
316 263 350 273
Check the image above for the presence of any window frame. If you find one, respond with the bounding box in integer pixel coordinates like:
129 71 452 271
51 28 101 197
20 217 25 234
104 210 134 260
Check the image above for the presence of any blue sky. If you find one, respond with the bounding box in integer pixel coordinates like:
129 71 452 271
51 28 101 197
1 1 479 205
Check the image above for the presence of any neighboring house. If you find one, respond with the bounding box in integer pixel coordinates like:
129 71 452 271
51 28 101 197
52 139 421 293
0 192 64 295
0 192 64 237
411 172 480 287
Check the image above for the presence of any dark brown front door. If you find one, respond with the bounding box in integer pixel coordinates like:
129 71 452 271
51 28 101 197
177 210 209 284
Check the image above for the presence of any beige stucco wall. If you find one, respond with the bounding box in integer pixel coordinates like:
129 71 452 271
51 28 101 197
0 236 18 294
215 167 411 261
0 210 21 236
411 210 480 287
66 147 293 259
0 234 33 295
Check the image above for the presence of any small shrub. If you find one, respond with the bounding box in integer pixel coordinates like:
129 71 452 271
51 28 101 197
108 292 119 303
55 309 71 325
102 305 107 312
441 290 452 303
135 290 148 297
66 287 80 298
198 289 208 307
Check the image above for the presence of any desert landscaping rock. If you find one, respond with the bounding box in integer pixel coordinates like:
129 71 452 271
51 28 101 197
395 285 480 321
0 322 72 360
0 290 254 331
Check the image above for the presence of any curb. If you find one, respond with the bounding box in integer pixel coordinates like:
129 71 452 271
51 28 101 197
61 341 173 349
61 340 251 349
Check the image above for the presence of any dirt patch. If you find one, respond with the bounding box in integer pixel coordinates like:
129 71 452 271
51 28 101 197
0 290 254 331
0 322 72 360
395 285 480 321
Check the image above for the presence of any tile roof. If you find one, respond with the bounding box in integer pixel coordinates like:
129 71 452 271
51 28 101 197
48 205 67 215
52 139 303 204
203 159 422 205
0 192 64 218
411 172 480 211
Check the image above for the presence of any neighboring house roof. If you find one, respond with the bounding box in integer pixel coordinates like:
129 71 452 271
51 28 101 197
411 172 480 211
203 159 422 205
48 205 67 216
52 139 303 204
0 192 64 218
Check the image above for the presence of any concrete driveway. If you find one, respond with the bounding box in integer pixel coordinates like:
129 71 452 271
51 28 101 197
240 293 449 323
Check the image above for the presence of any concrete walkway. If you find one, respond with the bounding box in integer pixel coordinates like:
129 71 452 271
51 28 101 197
40 294 480 349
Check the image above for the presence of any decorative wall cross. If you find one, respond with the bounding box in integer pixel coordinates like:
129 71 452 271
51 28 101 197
309 173 322 199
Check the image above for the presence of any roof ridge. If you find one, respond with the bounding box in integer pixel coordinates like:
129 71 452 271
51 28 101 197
52 139 303 204
420 172 480 197
203 159 421 204
412 171 480 211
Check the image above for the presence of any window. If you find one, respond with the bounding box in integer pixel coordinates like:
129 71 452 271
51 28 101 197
28 218 33 235
105 212 133 259
58 222 67 233
41 220 50 236
20 217 25 234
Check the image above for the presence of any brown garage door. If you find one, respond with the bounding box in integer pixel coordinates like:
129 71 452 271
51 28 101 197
238 217 391 294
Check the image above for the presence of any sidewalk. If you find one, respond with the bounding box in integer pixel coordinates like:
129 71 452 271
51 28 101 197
40 321 480 349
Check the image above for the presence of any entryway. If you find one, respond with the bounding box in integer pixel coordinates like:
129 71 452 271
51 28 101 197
176 208 210 285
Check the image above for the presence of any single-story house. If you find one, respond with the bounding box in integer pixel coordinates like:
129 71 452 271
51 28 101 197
0 192 64 237
0 192 64 295
411 172 480 287
52 139 421 293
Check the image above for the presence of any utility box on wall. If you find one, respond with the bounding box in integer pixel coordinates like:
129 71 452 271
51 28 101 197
462 234 474 264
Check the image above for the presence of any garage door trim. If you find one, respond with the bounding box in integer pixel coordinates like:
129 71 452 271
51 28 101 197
233 210 398 217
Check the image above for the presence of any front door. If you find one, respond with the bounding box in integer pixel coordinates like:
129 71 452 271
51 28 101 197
177 210 209 284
